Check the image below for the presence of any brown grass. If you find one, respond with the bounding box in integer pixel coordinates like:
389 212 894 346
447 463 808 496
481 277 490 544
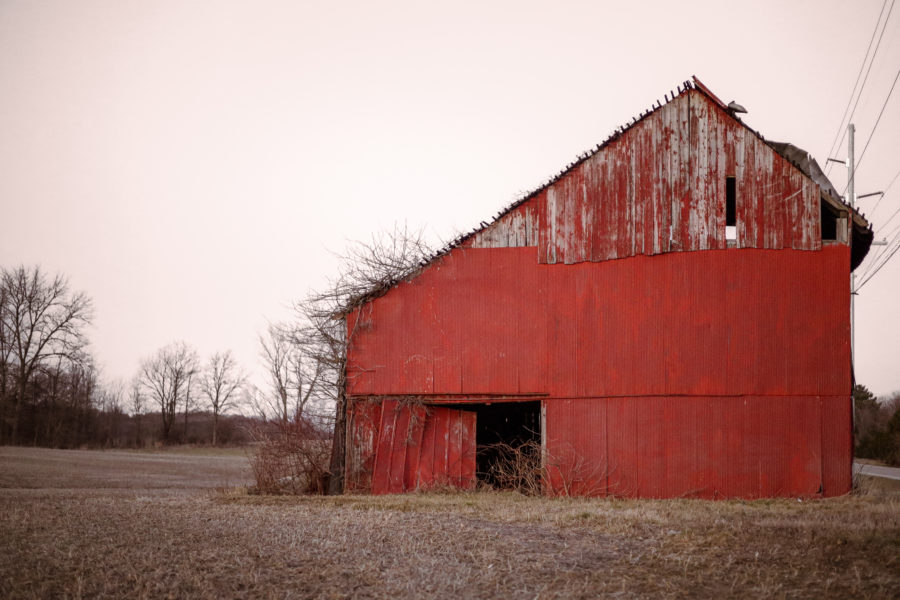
1 447 898 599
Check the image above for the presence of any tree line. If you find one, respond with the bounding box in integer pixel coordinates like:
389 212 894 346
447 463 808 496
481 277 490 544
3 226 432 465
0 265 329 448
854 384 900 467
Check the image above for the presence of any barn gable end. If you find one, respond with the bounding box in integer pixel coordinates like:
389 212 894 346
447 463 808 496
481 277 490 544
337 78 870 499
469 87 827 261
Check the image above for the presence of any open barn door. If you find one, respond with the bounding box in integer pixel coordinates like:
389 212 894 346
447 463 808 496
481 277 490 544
370 400 476 494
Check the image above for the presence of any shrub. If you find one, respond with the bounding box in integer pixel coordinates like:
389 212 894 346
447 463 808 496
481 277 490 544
248 419 331 494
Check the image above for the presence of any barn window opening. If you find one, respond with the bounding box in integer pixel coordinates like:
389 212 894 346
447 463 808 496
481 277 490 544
471 401 542 492
726 176 737 242
821 198 838 241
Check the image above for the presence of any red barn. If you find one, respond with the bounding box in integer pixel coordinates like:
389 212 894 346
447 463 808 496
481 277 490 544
336 77 872 498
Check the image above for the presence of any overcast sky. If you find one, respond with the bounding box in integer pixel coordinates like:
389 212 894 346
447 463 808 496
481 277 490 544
1 0 898 397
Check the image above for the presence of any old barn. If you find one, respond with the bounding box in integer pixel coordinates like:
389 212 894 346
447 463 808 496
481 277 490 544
334 77 872 498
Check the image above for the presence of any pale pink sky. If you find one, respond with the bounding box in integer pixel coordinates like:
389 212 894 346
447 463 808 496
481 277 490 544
1 0 898 396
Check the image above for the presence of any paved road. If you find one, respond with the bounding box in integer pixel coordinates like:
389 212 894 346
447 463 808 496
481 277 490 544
854 461 900 481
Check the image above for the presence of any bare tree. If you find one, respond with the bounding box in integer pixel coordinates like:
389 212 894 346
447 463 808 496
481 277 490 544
96 379 125 447
129 377 145 446
0 282 9 441
259 324 292 423
139 342 198 443
183 371 194 441
199 351 246 445
287 224 433 493
0 266 93 444
259 323 322 424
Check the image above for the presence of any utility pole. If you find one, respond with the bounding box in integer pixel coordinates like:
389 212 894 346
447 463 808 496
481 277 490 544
848 123 856 369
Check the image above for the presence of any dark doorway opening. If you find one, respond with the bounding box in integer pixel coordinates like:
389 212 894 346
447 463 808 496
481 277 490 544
470 401 542 490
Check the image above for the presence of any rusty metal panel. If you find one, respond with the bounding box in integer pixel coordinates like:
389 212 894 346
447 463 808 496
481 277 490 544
347 245 851 399
544 398 608 496
345 398 382 492
547 396 830 498
345 243 851 497
368 402 475 494
430 251 462 394
345 309 374 396
371 399 399 494
457 248 500 393
514 247 548 392
604 397 639 496
820 395 853 496
417 405 476 491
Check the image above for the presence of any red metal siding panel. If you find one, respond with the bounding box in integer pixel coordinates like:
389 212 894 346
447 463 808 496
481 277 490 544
546 260 577 397
345 309 375 396
371 400 399 494
515 247 548 393
386 403 413 493
545 399 609 496
548 396 830 498
348 245 851 399
345 399 381 492
402 406 426 491
459 410 477 488
368 402 476 494
430 252 462 394
605 397 639 496
418 407 439 487
821 395 853 496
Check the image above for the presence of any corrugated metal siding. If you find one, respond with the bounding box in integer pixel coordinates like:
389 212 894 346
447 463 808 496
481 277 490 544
347 245 850 399
820 394 853 496
468 90 822 261
342 86 852 498
345 398 381 492
546 396 836 498
359 400 476 494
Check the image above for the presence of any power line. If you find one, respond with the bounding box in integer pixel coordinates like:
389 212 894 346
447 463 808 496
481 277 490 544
824 0 890 170
858 218 900 280
828 0 895 176
864 198 900 278
858 233 900 289
843 69 900 197
870 165 900 215
857 191 900 285
876 203 900 235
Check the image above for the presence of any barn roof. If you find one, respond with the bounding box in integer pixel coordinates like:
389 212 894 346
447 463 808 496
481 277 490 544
341 76 873 314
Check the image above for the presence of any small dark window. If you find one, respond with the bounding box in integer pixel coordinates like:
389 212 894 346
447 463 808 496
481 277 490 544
821 198 838 241
726 176 737 241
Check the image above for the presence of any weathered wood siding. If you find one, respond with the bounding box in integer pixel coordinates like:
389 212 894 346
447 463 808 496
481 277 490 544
468 90 822 261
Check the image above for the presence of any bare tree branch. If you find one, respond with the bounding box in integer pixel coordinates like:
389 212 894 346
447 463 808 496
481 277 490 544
281 223 434 494
199 350 246 445
139 342 198 443
0 265 93 444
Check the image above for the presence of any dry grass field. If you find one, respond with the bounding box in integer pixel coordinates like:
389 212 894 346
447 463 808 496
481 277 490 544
1 447 898 599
